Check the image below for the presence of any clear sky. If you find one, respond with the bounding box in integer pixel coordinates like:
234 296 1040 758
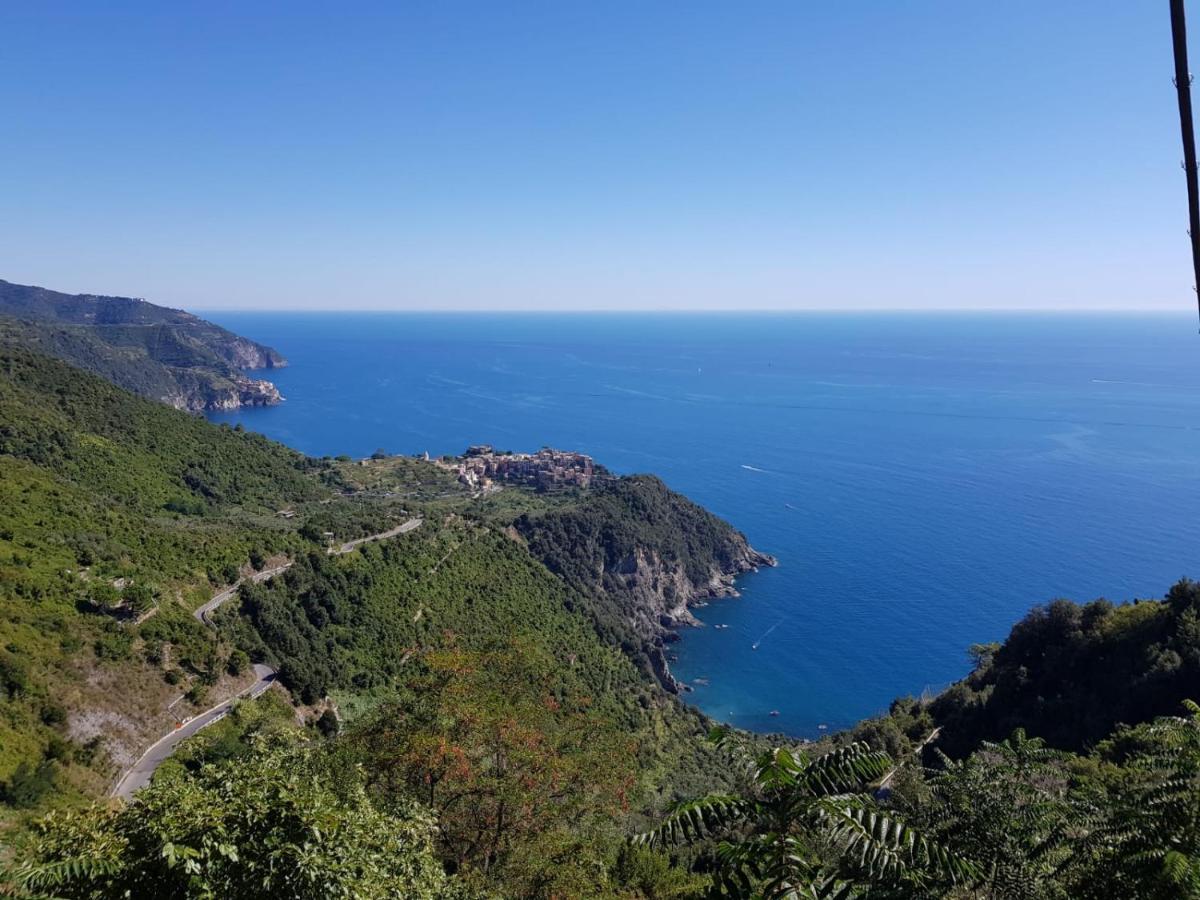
1 2 1196 311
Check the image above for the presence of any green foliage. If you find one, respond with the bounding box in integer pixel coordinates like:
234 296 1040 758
164 692 298 776
1061 700 1200 899
351 642 637 896
930 584 1200 756
611 844 711 898
513 475 766 680
0 349 326 803
5 736 448 899
636 729 971 897
0 348 316 513
517 474 756 591
901 730 1076 899
2 759 58 809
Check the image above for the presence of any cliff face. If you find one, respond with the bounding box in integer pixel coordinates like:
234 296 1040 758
220 336 287 371
608 542 775 693
513 474 777 693
165 375 284 413
0 279 287 412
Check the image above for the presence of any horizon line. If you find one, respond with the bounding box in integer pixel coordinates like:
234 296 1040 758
192 306 1194 315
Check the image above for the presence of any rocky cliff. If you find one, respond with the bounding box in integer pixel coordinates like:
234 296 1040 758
164 370 284 412
0 279 286 412
607 540 775 693
513 474 776 693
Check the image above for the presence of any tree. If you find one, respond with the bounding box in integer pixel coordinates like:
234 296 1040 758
1065 700 1200 899
350 642 636 896
915 730 1076 900
635 728 973 898
225 648 250 677
5 736 448 899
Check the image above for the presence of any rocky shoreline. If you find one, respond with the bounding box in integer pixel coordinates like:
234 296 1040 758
167 373 285 413
611 540 778 695
0 278 289 414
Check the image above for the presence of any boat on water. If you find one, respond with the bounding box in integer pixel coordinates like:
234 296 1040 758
769 710 780 717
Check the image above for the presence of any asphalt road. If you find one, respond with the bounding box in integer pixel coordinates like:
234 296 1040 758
111 518 422 799
333 516 423 554
111 664 276 799
194 564 292 626
193 518 422 625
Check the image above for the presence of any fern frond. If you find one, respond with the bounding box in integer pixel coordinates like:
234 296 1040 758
818 800 976 885
13 854 123 890
800 743 891 797
632 794 752 848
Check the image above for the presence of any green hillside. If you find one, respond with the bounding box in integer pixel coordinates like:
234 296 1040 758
5 349 1200 898
926 583 1200 757
0 350 737 840
0 279 286 411
0 350 325 806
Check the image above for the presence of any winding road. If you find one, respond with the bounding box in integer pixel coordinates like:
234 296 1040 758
111 518 422 799
194 517 422 626
112 664 277 799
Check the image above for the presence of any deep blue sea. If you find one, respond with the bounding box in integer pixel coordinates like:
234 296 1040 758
203 312 1200 737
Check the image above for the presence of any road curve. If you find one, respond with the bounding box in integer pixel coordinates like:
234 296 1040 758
194 518 422 626
194 564 292 626
112 518 422 799
111 664 277 799
332 516 422 555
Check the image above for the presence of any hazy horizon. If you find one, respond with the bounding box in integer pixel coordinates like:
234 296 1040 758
3 3 1196 313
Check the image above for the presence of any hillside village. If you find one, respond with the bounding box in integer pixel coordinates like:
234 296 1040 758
436 444 600 492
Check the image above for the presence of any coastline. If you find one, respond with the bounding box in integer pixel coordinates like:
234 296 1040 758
649 544 778 695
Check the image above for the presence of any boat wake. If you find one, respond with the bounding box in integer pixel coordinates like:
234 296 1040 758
751 620 782 650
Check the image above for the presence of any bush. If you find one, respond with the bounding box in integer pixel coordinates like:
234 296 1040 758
39 702 67 727
3 760 57 808
226 649 250 677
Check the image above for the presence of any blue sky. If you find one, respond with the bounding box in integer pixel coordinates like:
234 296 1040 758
1 2 1194 311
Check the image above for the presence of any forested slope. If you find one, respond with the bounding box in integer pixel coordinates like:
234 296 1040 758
0 350 740 842
5 348 1200 898
0 350 326 806
0 279 286 411
514 475 775 689
927 581 1200 757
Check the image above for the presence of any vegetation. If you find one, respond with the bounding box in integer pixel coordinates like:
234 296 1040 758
7 346 1200 898
0 349 333 808
513 475 769 682
636 728 971 898
349 644 637 896
516 474 759 591
0 278 285 411
5 736 449 899
927 582 1200 757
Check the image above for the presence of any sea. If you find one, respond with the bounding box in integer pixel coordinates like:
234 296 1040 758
203 311 1200 738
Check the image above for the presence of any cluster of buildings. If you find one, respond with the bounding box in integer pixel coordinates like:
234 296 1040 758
441 444 598 491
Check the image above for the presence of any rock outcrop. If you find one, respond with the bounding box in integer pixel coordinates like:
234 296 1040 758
165 376 284 413
607 543 776 693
